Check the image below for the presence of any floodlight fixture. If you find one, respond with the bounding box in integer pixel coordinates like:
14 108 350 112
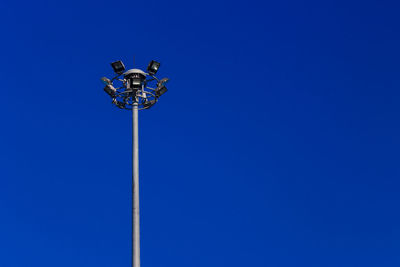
155 85 168 97
111 60 126 74
147 60 160 75
157 77 169 86
104 84 116 97
115 100 126 109
143 99 156 109
101 61 168 110
101 77 112 85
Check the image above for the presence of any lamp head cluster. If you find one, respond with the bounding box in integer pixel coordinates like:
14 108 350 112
101 59 169 110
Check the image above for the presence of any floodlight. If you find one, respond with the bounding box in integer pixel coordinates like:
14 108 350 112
157 77 169 87
104 84 116 97
102 59 168 110
111 60 126 74
143 99 156 109
101 77 112 85
155 85 167 97
147 60 160 75
116 101 126 109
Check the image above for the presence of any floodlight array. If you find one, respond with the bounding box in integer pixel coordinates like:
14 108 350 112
101 60 168 110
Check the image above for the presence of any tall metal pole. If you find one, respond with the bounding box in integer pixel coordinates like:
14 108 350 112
132 101 140 267
102 59 167 267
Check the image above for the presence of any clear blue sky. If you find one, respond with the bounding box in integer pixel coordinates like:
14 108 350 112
1 0 400 266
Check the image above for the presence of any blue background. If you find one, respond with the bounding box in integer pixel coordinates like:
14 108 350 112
1 0 400 266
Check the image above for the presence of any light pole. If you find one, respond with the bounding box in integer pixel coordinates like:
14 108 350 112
101 59 169 267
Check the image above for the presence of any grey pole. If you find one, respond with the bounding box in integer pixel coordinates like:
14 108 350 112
132 101 140 267
101 59 168 267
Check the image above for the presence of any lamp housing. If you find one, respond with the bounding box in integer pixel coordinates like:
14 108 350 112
157 77 169 87
111 60 126 74
156 85 168 97
104 84 116 97
143 99 156 109
101 77 112 85
115 101 126 109
147 60 160 75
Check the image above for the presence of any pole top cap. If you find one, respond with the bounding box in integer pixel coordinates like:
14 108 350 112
124 69 147 77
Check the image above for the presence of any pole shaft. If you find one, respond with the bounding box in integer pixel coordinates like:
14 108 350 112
132 102 140 267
